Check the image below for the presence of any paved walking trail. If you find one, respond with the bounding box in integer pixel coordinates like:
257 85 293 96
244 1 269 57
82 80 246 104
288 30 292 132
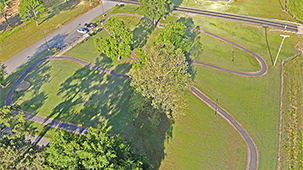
5 12 264 170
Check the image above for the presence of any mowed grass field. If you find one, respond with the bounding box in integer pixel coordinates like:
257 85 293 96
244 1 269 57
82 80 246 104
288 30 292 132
159 8 302 170
3 4 303 169
174 0 295 21
288 0 303 22
280 55 303 169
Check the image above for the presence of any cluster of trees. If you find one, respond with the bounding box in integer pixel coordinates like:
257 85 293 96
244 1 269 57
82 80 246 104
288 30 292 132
93 0 194 120
130 21 192 120
0 0 45 26
0 106 152 169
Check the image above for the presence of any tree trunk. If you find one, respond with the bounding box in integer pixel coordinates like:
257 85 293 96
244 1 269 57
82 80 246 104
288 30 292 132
2 11 10 26
33 12 39 26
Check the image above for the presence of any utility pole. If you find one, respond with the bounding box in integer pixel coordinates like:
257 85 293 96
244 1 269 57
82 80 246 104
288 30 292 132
41 29 50 51
274 35 290 66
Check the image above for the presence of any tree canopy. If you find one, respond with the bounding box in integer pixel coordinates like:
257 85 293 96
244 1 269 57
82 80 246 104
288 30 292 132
0 106 45 169
139 0 173 25
19 0 45 26
0 136 45 169
130 42 190 118
156 21 191 53
0 0 12 26
46 126 152 169
94 17 133 61
0 105 36 138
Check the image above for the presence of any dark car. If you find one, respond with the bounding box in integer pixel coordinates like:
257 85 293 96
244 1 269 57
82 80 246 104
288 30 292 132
77 28 89 34
84 23 96 28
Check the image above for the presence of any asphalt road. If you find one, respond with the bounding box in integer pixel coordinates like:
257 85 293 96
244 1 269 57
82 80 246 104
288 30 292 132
3 1 118 75
107 0 299 33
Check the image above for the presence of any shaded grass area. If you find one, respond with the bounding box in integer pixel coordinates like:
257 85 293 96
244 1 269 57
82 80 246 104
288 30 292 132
160 94 247 170
288 0 303 22
13 59 171 169
0 49 55 107
0 0 100 62
176 0 295 21
280 55 303 169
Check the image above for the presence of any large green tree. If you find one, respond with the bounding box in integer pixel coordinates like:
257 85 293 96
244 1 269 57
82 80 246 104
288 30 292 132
95 17 133 61
19 0 45 26
46 126 152 169
0 136 45 169
156 21 191 53
0 106 36 137
0 0 12 26
139 0 173 25
130 42 190 118
0 106 45 169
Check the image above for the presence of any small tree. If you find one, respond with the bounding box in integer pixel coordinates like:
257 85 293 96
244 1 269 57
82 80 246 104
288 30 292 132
156 21 191 53
0 63 7 86
0 0 12 26
95 17 133 61
19 0 45 26
139 0 173 25
130 42 190 118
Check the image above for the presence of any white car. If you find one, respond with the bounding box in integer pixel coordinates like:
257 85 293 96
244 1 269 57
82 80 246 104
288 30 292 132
77 28 89 34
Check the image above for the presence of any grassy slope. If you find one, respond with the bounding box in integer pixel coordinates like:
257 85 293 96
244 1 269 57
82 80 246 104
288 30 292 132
280 55 303 169
288 0 303 22
175 0 295 21
0 0 100 62
160 94 247 170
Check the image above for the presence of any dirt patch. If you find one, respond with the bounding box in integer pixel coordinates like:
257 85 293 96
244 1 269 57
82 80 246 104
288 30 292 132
15 80 31 91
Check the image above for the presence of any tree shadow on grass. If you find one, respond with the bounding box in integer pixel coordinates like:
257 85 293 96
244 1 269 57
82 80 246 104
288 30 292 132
41 0 81 24
127 92 173 169
132 19 155 49
12 61 52 113
171 0 183 6
44 58 171 168
177 17 198 81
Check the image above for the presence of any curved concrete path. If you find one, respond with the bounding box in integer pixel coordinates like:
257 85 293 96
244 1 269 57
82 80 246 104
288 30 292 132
6 13 263 170
5 56 129 135
104 13 261 170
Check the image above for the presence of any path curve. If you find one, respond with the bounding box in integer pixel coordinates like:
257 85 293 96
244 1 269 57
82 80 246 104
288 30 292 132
103 13 261 170
5 56 129 135
104 12 267 76
6 13 263 170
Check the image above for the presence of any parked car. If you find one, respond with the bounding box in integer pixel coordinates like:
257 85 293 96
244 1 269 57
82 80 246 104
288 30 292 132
77 28 89 34
84 23 96 28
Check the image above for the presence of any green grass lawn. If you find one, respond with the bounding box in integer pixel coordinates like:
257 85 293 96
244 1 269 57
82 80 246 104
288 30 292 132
174 0 295 21
160 94 247 170
280 55 303 169
288 0 303 22
3 5 303 169
160 9 302 170
0 0 101 62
